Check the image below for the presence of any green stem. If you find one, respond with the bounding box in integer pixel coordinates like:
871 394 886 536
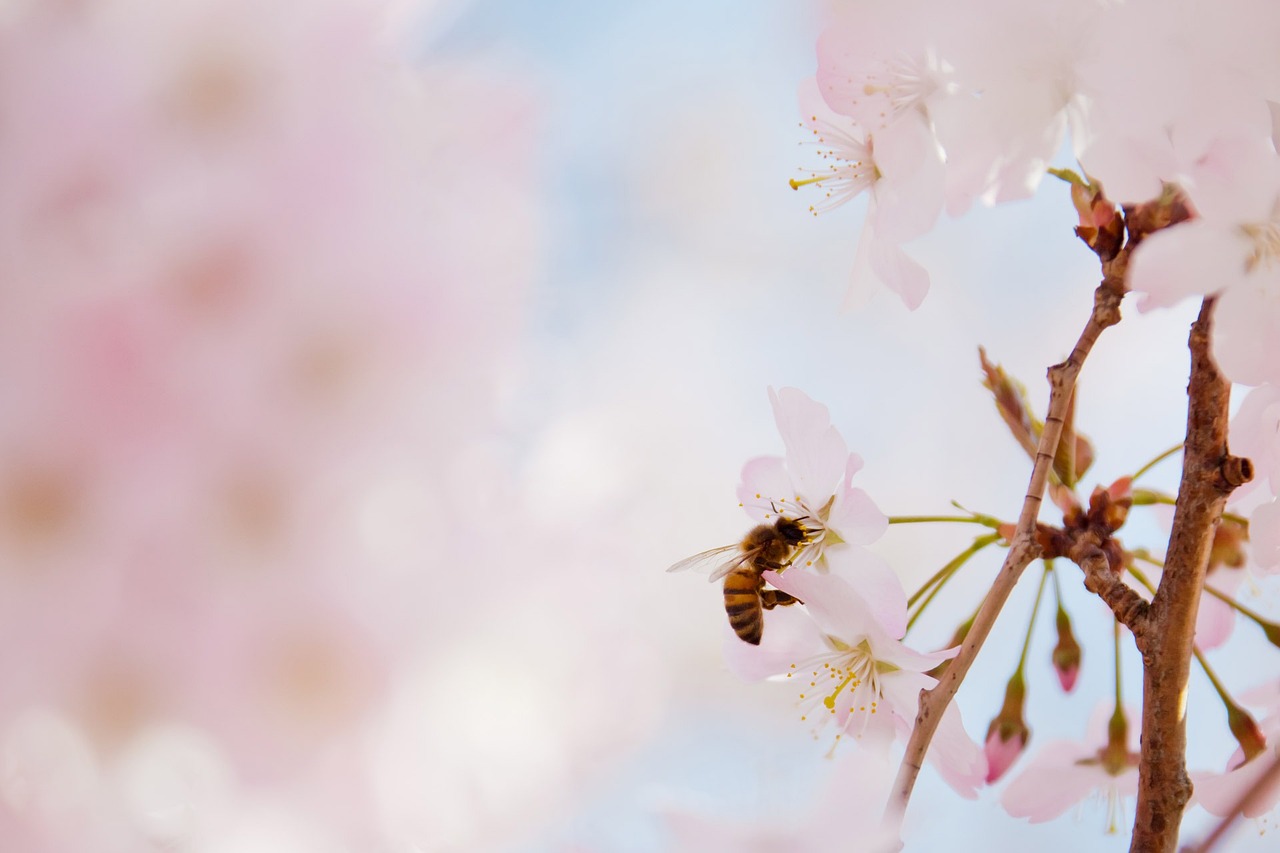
1114 617 1123 710
1130 443 1183 483
888 514 1003 529
1125 561 1157 594
906 534 1000 632
1109 618 1127 760
1192 646 1235 708
906 533 1000 608
1015 564 1051 676
1130 555 1280 644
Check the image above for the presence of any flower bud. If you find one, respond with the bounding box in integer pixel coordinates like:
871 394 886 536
984 673 1029 783
1208 517 1248 573
1227 703 1267 764
1087 480 1131 533
1052 607 1081 693
1068 178 1124 261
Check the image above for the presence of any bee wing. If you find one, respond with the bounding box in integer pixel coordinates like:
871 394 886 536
665 544 749 582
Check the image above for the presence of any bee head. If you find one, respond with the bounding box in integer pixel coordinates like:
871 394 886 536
776 516 811 545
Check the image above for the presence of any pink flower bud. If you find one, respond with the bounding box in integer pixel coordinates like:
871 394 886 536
984 674 1030 784
1053 608 1082 693
984 724 1029 784
1228 704 1267 763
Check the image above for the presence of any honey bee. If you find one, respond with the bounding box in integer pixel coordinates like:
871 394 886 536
667 516 812 645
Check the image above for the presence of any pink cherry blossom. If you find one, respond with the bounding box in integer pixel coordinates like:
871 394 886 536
1250 499 1280 572
1001 704 1140 830
1193 711 1280 820
1127 137 1280 386
724 568 986 798
1070 0 1278 204
814 0 954 135
792 78 944 309
1230 383 1280 496
1229 383 1280 571
737 388 904 634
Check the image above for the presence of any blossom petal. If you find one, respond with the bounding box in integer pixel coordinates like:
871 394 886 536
1194 748 1280 819
768 387 847 504
824 545 908 639
1000 740 1104 822
768 559 912 651
866 225 930 311
828 482 889 546
1127 220 1247 311
1213 270 1280 386
1250 499 1280 572
722 603 826 681
870 111 945 245
930 703 987 799
737 455 792 521
1229 384 1280 495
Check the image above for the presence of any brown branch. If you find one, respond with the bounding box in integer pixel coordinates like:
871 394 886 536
1070 538 1149 644
1130 297 1252 853
1182 749 1280 853
886 268 1126 819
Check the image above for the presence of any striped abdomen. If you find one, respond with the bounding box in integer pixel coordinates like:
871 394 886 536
723 566 765 645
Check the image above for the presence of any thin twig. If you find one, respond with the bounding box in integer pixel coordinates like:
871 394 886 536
886 270 1126 820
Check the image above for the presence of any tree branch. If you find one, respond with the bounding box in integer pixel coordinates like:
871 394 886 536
1130 297 1252 852
887 268 1126 819
1069 538 1149 646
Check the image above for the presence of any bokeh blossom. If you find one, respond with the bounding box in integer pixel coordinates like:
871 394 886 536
1001 704 1140 831
0 0 544 848
1193 680 1280 820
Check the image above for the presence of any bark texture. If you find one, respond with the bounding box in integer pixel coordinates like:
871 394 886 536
1129 298 1250 852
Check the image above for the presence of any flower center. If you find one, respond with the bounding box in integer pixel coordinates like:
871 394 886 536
859 52 941 124
790 122 879 216
789 640 880 735
1243 220 1280 273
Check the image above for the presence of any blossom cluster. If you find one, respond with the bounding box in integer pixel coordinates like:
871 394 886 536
715 382 1280 835
804 0 1280 387
716 389 986 804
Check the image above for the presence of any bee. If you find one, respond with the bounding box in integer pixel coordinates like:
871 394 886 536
667 516 812 645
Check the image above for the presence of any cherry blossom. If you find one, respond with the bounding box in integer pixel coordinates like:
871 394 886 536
1001 704 1140 830
814 0 954 135
1231 384 1280 496
1193 703 1280 820
1229 383 1280 572
724 567 986 798
737 388 905 634
1126 136 1280 386
792 78 944 309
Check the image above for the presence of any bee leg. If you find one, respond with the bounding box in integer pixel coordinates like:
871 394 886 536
760 590 802 609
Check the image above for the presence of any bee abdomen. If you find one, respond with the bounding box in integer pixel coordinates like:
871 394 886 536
723 569 764 645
